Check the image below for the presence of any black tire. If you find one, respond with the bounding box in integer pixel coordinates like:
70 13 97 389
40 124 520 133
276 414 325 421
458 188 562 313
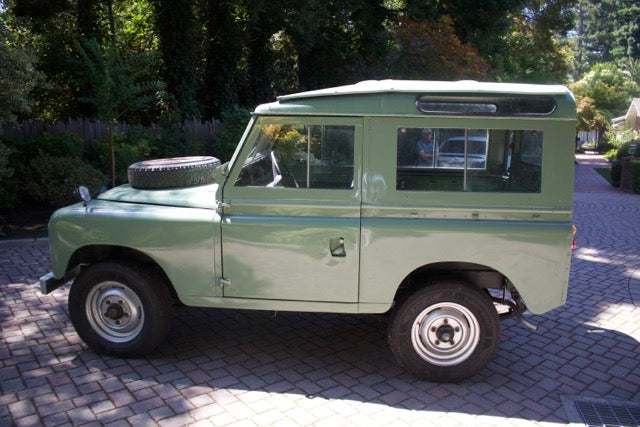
127 156 220 189
388 280 500 382
68 261 172 357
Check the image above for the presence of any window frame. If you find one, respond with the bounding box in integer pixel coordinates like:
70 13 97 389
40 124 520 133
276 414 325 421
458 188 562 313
224 116 363 202
396 126 544 193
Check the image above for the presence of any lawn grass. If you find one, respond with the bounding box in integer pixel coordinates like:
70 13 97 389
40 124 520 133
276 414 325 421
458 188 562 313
594 167 612 184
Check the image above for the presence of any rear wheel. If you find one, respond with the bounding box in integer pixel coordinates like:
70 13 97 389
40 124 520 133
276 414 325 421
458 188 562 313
388 280 499 382
68 262 172 357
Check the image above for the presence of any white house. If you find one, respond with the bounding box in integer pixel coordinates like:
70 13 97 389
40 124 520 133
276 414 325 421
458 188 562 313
612 98 640 139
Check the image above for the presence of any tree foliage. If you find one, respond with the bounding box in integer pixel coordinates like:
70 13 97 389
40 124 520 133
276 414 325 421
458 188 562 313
0 5 40 199
73 37 164 185
495 1 574 83
388 15 490 80
0 7 40 126
620 58 640 87
200 0 242 118
5 0 640 206
283 0 389 91
573 0 640 70
569 1 640 135
571 62 640 119
573 94 607 131
401 0 574 82
4 0 582 125
152 0 199 120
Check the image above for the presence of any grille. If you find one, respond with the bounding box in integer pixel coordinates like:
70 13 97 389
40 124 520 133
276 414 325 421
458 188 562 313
574 399 640 426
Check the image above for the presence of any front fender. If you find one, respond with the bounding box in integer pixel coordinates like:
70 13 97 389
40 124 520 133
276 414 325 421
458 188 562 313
47 200 220 300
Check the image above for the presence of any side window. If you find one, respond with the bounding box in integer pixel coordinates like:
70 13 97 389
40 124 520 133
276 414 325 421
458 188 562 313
235 123 355 189
397 127 542 193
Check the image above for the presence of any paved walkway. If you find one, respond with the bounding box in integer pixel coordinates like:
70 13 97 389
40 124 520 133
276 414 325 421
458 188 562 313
1 155 639 426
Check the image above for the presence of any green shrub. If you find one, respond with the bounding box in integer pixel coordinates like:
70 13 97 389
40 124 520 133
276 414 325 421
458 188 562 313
0 141 12 179
0 141 16 209
616 140 640 160
215 106 251 162
23 155 107 207
1 132 87 209
611 158 621 187
36 131 85 158
603 147 618 161
631 160 640 194
93 130 153 184
152 124 204 159
597 140 616 154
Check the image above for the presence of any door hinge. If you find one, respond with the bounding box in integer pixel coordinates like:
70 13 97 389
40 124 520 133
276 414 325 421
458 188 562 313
217 202 231 214
219 277 231 288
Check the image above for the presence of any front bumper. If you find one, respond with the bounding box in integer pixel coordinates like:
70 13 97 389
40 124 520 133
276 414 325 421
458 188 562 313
39 272 64 294
39 265 82 294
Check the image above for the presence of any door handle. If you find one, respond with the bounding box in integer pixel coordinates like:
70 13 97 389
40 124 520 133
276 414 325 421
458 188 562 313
330 237 346 257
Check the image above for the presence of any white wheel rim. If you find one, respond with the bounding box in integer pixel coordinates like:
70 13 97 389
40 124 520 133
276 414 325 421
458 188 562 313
411 302 480 366
86 281 144 343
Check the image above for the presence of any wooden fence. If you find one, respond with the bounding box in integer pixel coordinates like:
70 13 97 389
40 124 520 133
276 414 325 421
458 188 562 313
3 117 221 144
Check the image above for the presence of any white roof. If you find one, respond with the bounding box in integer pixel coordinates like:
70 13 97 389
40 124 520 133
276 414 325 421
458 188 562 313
277 79 571 101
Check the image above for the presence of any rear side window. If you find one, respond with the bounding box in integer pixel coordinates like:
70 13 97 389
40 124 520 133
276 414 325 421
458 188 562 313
397 127 542 193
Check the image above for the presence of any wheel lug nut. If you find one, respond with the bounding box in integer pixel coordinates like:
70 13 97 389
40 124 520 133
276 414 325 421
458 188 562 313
435 340 440 345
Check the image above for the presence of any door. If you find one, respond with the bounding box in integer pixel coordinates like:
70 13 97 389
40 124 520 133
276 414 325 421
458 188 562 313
220 116 362 302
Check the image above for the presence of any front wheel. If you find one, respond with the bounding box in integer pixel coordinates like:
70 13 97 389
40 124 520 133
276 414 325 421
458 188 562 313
388 281 499 382
68 262 172 357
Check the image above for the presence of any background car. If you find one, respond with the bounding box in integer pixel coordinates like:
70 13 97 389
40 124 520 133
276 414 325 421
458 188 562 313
435 135 487 169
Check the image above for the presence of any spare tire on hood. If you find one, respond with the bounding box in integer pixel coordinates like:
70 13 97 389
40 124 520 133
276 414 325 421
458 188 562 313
127 156 221 190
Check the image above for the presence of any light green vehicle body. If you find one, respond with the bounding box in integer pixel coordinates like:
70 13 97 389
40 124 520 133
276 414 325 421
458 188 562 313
45 80 576 316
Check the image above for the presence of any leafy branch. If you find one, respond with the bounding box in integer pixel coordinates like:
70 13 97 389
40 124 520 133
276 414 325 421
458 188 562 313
73 38 164 186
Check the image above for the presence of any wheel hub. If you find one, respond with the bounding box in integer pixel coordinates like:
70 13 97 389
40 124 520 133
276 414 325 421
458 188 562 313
412 302 480 366
435 323 456 343
105 303 125 321
86 281 144 343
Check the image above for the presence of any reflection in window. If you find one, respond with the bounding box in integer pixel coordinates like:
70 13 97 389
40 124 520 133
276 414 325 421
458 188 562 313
235 123 355 189
397 127 542 193
397 128 487 170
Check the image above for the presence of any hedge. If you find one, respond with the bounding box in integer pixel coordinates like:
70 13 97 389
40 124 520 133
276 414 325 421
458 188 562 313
631 160 640 194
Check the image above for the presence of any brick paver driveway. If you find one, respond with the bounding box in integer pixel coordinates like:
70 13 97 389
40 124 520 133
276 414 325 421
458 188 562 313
1 155 639 426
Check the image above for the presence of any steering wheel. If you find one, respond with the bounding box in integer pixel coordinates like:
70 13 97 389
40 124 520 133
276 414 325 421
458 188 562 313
268 150 299 188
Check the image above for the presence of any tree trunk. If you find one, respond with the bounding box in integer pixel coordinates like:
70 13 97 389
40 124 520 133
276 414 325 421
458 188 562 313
109 120 115 188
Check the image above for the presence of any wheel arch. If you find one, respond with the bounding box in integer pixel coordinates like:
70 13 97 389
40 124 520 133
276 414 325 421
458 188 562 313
66 244 178 300
392 261 517 304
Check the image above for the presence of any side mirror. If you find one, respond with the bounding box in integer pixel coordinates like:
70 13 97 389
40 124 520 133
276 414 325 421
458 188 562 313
78 185 92 206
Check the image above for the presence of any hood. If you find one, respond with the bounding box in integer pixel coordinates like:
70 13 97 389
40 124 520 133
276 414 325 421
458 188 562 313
97 183 219 210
